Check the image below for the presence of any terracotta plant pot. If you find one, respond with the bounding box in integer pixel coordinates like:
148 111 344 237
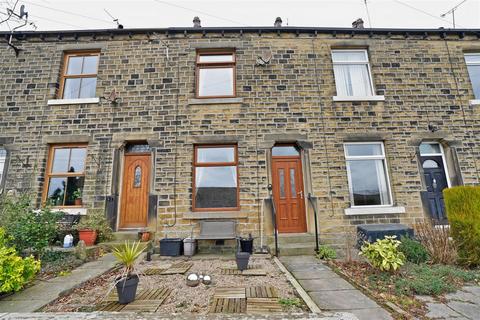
74 198 82 206
78 229 97 246
140 232 150 242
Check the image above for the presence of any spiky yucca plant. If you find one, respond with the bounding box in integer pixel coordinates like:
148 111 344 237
113 241 144 277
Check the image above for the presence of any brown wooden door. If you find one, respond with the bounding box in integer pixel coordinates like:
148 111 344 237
119 154 150 228
272 157 307 233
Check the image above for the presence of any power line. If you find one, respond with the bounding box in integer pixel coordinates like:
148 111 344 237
151 0 248 26
391 0 466 28
29 13 84 29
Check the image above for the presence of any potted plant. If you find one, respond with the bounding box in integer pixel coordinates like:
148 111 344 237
73 214 98 246
72 190 83 206
113 241 145 304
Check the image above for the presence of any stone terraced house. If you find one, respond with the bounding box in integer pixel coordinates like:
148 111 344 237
0 18 479 255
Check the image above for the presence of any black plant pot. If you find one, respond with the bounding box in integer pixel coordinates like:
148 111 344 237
236 252 250 271
116 274 139 304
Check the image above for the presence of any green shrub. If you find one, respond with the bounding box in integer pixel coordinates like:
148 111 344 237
360 236 406 272
444 186 480 267
395 263 478 296
316 245 337 260
0 228 40 293
398 236 429 264
0 194 64 256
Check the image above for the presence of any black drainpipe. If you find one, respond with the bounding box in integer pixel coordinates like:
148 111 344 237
308 193 320 253
267 184 279 257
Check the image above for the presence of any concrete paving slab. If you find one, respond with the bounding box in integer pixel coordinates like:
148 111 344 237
292 270 339 280
309 290 380 310
346 308 393 320
299 278 354 291
447 300 480 319
425 303 463 319
461 286 480 297
446 290 480 304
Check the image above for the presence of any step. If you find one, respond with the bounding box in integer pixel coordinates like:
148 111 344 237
112 231 139 241
278 243 317 256
270 233 317 246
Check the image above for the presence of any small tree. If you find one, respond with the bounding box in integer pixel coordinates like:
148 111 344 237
444 186 480 267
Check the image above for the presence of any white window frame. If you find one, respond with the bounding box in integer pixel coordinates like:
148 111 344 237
464 53 480 103
0 148 7 193
344 141 393 208
419 142 451 188
332 49 383 101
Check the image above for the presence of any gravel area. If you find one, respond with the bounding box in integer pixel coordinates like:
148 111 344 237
43 255 308 314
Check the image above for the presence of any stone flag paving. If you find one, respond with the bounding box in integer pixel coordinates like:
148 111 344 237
279 256 392 320
418 286 480 319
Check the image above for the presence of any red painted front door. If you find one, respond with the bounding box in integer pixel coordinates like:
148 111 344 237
272 157 307 233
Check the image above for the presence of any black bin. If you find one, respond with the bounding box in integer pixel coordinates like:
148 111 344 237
160 238 184 256
239 238 254 254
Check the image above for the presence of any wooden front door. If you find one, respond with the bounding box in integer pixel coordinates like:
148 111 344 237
119 154 150 228
272 155 307 233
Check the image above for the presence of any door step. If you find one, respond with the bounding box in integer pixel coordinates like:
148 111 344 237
112 231 139 241
267 233 317 256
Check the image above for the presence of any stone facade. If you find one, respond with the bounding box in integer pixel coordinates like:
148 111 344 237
1 27 479 251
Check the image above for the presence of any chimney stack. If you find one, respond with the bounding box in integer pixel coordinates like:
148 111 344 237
352 18 364 29
274 17 282 27
193 16 201 28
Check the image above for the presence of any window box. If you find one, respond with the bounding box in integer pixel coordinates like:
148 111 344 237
47 97 100 106
333 95 385 102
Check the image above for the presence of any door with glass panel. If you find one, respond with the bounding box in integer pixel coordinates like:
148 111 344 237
271 145 306 233
419 143 449 224
119 145 150 228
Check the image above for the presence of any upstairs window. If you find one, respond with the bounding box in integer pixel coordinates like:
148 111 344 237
59 51 99 99
0 148 6 189
344 142 392 207
465 53 480 99
332 50 374 97
44 145 87 207
196 50 236 98
193 145 239 211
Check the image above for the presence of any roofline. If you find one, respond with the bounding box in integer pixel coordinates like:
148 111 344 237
1 26 480 38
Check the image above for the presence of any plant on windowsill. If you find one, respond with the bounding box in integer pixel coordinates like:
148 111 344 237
112 241 145 304
73 211 100 246
72 190 83 206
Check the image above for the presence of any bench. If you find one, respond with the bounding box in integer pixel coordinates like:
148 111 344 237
196 220 237 240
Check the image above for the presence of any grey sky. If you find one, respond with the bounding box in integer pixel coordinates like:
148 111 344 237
0 0 479 32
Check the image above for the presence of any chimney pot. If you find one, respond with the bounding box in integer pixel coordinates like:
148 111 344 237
352 18 364 29
193 16 201 28
274 17 282 27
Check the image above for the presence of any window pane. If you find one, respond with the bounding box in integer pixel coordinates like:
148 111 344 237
198 67 234 97
332 51 367 62
69 148 86 173
419 143 441 155
0 148 6 185
349 159 390 206
345 144 383 157
198 54 234 63
66 56 83 75
52 148 70 173
334 64 372 96
290 168 296 196
423 160 439 169
63 78 81 99
47 177 66 206
465 54 480 64
134 166 142 188
272 146 300 156
82 55 99 74
64 176 84 206
279 169 285 198
467 65 480 99
197 147 235 163
195 166 237 208
79 77 97 98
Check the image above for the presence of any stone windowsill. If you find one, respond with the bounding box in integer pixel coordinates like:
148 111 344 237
469 99 480 106
183 211 248 219
52 208 87 215
333 95 385 102
344 206 405 216
47 97 100 106
188 97 243 105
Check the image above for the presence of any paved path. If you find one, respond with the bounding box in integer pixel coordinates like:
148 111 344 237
419 285 480 319
0 253 117 313
0 312 357 319
280 256 392 320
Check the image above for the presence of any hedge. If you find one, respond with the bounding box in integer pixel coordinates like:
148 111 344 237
444 186 480 267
